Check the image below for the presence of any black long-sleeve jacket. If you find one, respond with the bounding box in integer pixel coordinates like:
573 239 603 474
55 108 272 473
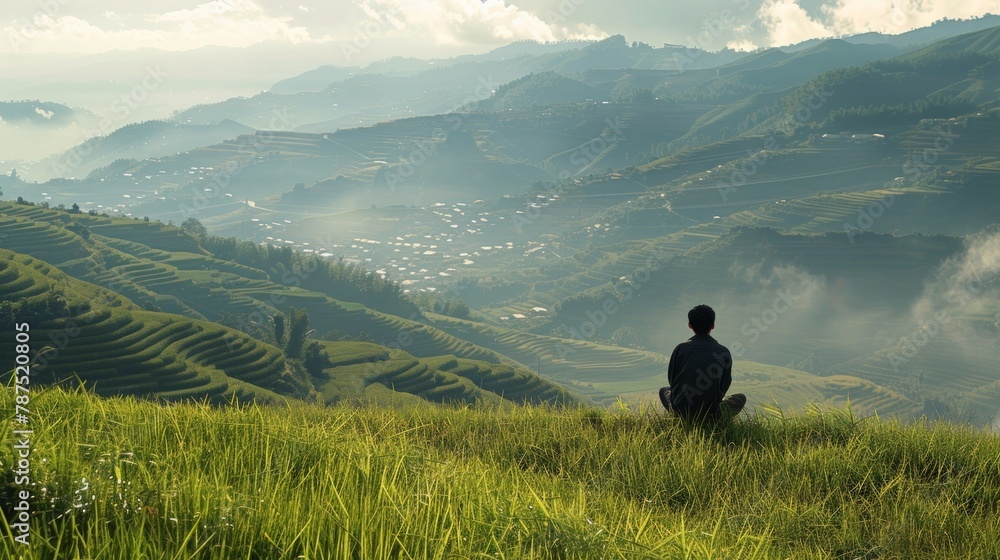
667 333 733 417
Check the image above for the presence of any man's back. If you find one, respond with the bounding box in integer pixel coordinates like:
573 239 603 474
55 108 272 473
666 333 733 418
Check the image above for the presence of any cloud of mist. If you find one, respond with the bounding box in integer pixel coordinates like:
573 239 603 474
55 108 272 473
764 264 825 303
733 261 827 306
912 231 1000 323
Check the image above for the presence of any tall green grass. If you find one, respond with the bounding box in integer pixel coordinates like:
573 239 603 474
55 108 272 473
1 387 998 559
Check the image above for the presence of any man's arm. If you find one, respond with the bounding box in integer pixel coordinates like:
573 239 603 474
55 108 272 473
719 348 733 396
667 344 681 387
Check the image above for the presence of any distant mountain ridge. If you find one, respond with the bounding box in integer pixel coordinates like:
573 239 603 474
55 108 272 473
33 119 255 180
782 13 1000 51
5 15 1000 418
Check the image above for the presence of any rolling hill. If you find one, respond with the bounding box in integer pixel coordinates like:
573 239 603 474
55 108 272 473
5 22 1000 421
0 201 606 407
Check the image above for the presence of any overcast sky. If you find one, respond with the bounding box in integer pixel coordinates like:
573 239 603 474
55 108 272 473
2 0 999 60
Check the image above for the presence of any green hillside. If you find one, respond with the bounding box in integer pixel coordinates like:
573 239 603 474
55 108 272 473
0 202 590 407
482 71 599 110
6 24 1000 419
0 249 290 403
2 387 998 558
311 341 575 406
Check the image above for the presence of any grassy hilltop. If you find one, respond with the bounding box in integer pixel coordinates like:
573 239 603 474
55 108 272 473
1 387 999 558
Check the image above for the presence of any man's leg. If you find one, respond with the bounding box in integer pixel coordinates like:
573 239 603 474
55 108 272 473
659 387 672 412
720 393 746 417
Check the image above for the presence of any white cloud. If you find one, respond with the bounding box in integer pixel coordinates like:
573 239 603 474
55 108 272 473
822 0 1000 36
298 5 310 12
35 107 55 119
727 38 760 51
726 23 760 51
158 0 262 22
758 0 833 46
2 0 330 53
358 0 606 46
757 0 1000 47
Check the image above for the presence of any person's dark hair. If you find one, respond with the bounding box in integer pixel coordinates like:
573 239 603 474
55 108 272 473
688 304 715 335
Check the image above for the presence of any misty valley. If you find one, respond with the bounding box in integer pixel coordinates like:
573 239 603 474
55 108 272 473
5 29 1000 426
2 9 1000 558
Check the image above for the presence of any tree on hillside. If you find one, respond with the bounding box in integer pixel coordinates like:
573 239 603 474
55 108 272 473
0 290 70 325
66 221 90 241
284 307 310 360
303 341 331 376
181 217 208 239
271 313 286 348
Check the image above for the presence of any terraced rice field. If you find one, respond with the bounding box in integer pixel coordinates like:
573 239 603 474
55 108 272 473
834 333 1000 418
88 222 206 253
312 341 575 406
0 215 91 264
258 290 515 366
31 308 286 401
427 314 669 395
0 251 288 403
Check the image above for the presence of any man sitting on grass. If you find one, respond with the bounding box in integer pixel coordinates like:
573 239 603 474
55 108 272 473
659 304 746 420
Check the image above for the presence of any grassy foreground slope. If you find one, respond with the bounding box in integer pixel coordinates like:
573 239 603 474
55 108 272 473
2 388 998 559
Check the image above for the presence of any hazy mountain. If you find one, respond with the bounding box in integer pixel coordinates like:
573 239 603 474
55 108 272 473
0 100 93 126
269 57 436 94
30 119 254 181
4 19 1000 419
481 71 599 110
0 101 103 167
268 42 594 95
